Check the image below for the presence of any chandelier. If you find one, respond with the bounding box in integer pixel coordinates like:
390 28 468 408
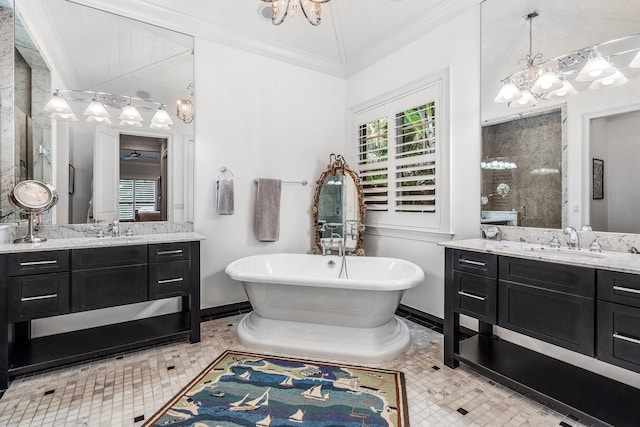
261 0 331 26
494 11 640 109
44 89 174 130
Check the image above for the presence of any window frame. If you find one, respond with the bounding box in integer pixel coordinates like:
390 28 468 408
349 72 451 235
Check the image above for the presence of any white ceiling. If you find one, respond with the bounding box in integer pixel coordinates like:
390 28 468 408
15 0 481 110
15 0 639 116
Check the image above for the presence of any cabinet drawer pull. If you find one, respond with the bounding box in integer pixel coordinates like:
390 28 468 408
19 260 58 267
460 259 486 267
21 293 58 302
612 285 640 296
458 290 486 301
613 333 640 345
157 250 183 256
157 278 184 284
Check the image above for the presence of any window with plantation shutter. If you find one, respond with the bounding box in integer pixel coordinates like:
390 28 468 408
352 78 448 231
118 178 158 220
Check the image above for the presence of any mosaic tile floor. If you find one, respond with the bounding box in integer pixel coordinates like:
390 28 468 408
0 314 592 427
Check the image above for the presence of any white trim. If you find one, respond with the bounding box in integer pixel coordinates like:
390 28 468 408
365 225 455 243
349 68 452 234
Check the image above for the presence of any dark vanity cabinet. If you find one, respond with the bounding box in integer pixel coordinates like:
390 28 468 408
444 247 640 427
597 270 640 371
0 240 201 391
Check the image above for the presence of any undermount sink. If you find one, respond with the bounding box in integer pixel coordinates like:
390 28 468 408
77 236 144 244
521 246 609 259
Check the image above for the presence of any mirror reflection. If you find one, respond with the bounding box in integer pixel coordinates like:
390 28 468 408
481 0 640 232
312 154 366 255
1 0 194 224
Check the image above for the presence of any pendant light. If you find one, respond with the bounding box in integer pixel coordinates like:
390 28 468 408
494 80 522 103
508 88 537 108
575 52 617 82
87 116 112 126
589 69 628 90
151 105 173 126
44 90 73 114
542 75 577 100
119 98 143 124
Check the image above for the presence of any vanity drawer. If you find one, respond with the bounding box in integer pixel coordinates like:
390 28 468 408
597 301 640 373
499 256 595 297
598 270 640 308
453 271 497 323
452 250 496 277
71 245 147 270
498 280 594 356
8 250 69 276
149 261 190 299
149 242 190 263
8 273 70 321
71 266 148 312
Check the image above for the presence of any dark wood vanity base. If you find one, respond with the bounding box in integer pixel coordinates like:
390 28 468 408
0 240 201 391
457 334 640 427
444 247 640 427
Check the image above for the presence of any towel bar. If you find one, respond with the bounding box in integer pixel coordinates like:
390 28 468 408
253 179 308 186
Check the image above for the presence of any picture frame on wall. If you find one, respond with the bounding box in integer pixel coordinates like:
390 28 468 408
592 158 604 200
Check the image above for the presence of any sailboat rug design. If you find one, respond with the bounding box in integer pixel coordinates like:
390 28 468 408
144 350 409 426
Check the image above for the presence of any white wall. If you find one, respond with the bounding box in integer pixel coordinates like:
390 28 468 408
346 7 482 318
193 39 346 307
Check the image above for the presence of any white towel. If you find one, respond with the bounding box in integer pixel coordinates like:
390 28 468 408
216 179 234 215
255 178 281 242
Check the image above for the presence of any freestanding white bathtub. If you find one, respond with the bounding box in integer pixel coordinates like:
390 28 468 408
225 253 424 363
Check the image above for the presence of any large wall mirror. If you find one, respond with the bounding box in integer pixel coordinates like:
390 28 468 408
481 0 640 233
0 0 194 225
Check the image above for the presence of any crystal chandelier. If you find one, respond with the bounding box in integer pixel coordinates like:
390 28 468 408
494 11 640 109
261 0 331 26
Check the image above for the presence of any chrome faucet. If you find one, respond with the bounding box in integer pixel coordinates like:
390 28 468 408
108 219 120 237
563 227 580 249
331 233 344 256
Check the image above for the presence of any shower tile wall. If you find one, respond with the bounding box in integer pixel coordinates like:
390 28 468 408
482 111 562 228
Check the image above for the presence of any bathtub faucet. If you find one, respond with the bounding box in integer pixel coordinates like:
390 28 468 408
320 233 344 256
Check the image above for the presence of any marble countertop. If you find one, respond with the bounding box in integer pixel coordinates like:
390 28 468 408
0 232 205 254
440 238 640 275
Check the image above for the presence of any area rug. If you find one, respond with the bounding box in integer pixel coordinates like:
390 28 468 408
144 350 409 426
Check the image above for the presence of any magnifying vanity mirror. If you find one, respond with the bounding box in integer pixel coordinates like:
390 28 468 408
0 0 194 225
312 154 366 255
481 0 640 232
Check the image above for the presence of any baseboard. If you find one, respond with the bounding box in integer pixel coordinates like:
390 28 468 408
396 304 476 338
201 301 252 321
200 302 475 338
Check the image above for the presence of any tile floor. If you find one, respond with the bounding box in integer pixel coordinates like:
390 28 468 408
0 314 591 426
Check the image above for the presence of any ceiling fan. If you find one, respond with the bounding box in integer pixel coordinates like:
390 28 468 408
122 150 141 160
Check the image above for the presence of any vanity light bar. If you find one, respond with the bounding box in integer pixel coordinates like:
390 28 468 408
44 89 176 130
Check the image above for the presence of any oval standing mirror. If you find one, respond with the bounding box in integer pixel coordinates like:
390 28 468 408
312 154 366 255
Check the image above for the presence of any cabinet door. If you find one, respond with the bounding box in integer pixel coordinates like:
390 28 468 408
498 281 595 356
71 266 148 312
8 273 70 321
149 261 190 299
453 271 497 323
597 301 640 373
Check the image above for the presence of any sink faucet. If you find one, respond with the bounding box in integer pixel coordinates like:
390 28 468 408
108 219 120 237
563 227 579 249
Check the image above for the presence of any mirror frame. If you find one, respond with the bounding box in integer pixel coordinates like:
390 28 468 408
311 154 366 255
